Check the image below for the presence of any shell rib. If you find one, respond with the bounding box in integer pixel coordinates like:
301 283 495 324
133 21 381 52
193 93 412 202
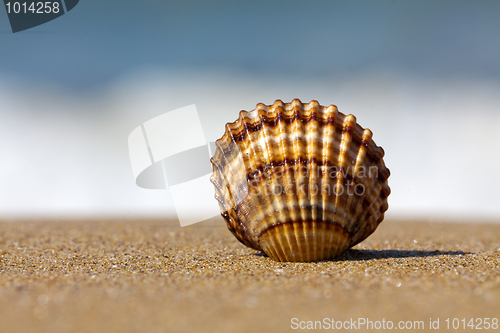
210 99 390 262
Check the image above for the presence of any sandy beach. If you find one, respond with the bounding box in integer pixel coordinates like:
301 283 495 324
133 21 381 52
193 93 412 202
0 218 499 332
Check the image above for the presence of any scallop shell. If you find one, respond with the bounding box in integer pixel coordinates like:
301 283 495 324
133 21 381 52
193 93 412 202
210 99 390 262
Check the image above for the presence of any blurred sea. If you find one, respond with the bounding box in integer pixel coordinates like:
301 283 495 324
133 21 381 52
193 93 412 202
0 1 499 221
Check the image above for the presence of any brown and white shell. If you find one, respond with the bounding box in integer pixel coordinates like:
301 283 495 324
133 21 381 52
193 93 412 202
210 99 390 262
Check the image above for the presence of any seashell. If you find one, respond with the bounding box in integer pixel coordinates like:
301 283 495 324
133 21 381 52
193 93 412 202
210 99 390 262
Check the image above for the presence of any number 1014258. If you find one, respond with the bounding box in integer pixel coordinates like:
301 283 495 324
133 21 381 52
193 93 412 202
5 2 60 14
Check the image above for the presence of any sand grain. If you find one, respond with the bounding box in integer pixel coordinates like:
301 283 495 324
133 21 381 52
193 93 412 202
0 219 499 332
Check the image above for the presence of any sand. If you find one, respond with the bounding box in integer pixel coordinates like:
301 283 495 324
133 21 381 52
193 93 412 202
0 218 499 333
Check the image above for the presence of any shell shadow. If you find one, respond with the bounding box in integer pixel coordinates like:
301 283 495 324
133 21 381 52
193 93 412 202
252 249 469 262
335 249 469 261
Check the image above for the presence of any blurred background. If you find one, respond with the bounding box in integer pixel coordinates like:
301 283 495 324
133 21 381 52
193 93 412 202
0 0 499 221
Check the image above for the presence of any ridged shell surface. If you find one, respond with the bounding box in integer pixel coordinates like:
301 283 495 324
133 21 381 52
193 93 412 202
210 99 390 262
